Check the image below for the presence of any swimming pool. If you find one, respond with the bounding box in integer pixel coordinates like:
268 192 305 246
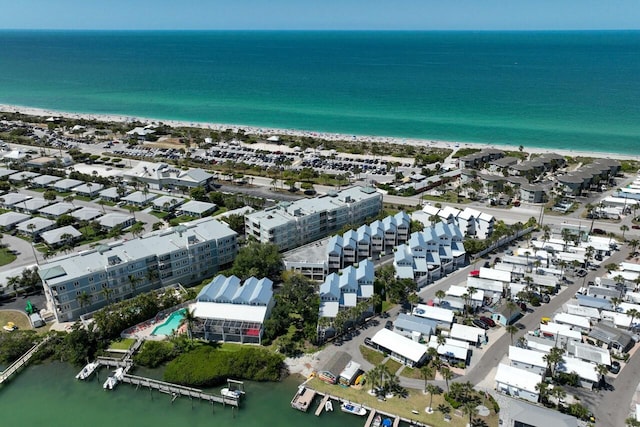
151 309 186 336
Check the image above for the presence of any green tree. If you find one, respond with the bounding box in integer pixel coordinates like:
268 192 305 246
462 400 479 426
229 241 283 281
440 367 452 393
505 324 518 345
543 347 565 378
551 385 566 408
180 308 197 342
621 224 629 240
420 365 433 392
189 186 207 201
536 381 550 404
43 190 57 201
426 383 441 412
77 291 92 314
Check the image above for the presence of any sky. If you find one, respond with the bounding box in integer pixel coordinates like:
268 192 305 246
0 0 639 31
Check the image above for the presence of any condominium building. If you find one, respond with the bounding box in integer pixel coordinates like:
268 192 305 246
245 186 382 251
38 218 237 322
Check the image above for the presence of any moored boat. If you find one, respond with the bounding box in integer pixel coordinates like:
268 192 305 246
103 367 124 390
372 414 382 427
325 399 333 411
340 402 367 416
221 387 243 399
76 362 99 380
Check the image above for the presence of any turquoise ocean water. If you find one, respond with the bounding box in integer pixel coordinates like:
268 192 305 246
0 30 639 154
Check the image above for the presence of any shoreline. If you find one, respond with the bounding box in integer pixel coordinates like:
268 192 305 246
2 103 638 161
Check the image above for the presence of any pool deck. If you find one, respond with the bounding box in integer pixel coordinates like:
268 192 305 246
122 309 188 340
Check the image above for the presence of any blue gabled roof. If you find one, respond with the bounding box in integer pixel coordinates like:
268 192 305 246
327 235 343 255
394 211 410 227
382 216 397 232
320 273 340 300
342 230 358 249
355 260 374 283
576 294 613 310
369 220 384 237
214 275 242 301
357 224 371 243
395 313 436 336
339 266 358 292
434 221 452 238
248 277 273 305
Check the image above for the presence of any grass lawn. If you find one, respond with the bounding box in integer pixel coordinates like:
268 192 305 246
150 210 170 219
400 366 431 380
74 195 95 202
383 358 403 375
0 247 17 266
0 310 32 331
108 337 136 351
360 345 386 365
306 377 498 427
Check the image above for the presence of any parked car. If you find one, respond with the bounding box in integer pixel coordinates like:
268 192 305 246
609 361 621 374
479 316 496 327
592 228 606 235
517 302 527 311
472 319 489 330
384 320 393 330
364 337 375 347
633 225 640 230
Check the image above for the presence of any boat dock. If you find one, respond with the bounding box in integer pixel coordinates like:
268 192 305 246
121 374 239 407
293 385 430 427
0 336 50 385
315 394 330 416
291 385 316 412
364 409 377 427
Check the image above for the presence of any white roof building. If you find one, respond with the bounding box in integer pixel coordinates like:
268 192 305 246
495 363 542 403
557 356 599 384
53 178 83 192
38 202 77 217
19 198 51 213
73 182 104 196
16 217 56 235
152 195 186 210
0 192 31 208
179 200 217 217
600 310 632 328
450 323 486 345
122 191 158 205
97 213 135 230
553 313 591 331
0 212 30 228
31 174 61 187
427 335 469 361
413 304 454 326
567 341 611 366
371 328 427 366
563 303 601 321
508 346 547 374
41 225 82 245
479 267 511 283
70 207 103 221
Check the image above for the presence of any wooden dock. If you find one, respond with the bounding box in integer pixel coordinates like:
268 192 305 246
122 374 239 406
120 374 239 407
0 336 50 385
315 394 330 416
291 385 316 412
294 386 432 427
364 409 377 427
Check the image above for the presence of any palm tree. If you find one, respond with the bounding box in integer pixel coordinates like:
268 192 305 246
621 224 630 240
420 365 433 392
180 308 197 342
77 291 92 314
98 199 107 213
543 347 565 378
505 324 518 345
470 418 488 427
435 289 446 306
595 364 609 386
437 403 451 416
100 286 114 305
551 385 566 408
128 274 142 295
462 400 479 426
536 381 550 404
627 308 640 328
542 225 551 243
63 195 75 206
425 383 441 413
407 292 420 313
440 367 452 392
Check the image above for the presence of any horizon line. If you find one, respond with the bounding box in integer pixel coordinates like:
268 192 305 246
1 28 639 32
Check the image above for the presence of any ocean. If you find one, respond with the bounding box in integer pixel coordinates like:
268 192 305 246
0 30 639 154
0 362 366 427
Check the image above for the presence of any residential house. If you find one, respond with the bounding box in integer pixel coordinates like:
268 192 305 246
97 213 136 231
121 191 157 207
371 328 428 367
178 200 217 218
53 178 83 193
508 346 547 376
73 182 104 198
41 225 82 247
495 363 542 403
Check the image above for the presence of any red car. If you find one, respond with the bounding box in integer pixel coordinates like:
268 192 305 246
479 316 496 327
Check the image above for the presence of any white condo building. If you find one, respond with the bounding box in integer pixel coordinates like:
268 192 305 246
245 186 382 251
38 218 237 322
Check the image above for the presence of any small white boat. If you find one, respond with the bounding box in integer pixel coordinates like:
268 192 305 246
103 367 124 390
372 414 382 427
221 387 243 399
340 402 367 416
325 399 333 412
76 362 100 380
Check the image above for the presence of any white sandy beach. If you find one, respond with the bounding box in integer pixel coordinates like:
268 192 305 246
1 103 635 161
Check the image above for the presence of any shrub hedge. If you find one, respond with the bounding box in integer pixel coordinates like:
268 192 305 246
163 345 284 387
